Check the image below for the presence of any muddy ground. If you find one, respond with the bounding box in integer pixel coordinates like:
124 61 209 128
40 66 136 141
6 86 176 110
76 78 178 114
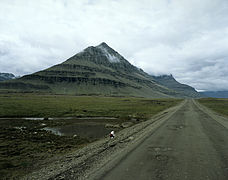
0 117 129 179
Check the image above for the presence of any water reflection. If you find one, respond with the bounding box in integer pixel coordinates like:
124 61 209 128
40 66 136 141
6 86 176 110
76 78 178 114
43 127 63 136
43 124 111 139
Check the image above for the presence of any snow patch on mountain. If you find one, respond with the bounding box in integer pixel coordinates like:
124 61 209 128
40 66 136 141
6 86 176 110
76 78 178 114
97 46 120 63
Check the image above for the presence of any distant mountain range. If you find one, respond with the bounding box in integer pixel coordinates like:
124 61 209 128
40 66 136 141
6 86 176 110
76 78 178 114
0 73 15 81
200 91 228 98
0 42 202 98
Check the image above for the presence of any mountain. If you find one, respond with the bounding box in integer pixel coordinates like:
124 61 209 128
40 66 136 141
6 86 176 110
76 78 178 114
200 91 228 98
0 73 15 82
0 42 202 98
152 75 201 98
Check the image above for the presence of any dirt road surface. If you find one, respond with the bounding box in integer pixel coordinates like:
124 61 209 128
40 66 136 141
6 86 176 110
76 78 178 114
93 100 228 180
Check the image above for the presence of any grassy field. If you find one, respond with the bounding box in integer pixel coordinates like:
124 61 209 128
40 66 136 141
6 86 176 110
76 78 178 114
0 94 181 119
197 98 228 117
0 94 182 179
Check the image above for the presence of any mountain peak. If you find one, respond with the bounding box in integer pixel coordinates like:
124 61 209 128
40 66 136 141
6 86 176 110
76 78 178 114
96 42 121 63
97 42 109 48
0 43 202 98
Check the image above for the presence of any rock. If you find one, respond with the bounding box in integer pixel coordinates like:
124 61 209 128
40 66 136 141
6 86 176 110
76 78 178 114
105 124 120 128
58 175 65 180
154 147 161 152
131 118 138 121
128 136 134 141
121 122 133 128
113 124 120 128
105 124 111 128
124 136 134 142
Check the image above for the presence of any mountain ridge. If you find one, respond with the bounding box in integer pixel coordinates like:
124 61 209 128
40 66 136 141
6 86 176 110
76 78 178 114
0 73 16 82
152 74 200 98
0 42 201 98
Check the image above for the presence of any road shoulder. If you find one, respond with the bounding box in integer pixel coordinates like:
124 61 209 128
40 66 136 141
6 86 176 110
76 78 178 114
194 99 228 129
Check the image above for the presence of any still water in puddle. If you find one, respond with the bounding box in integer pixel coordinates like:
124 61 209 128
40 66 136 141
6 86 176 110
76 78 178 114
43 124 112 139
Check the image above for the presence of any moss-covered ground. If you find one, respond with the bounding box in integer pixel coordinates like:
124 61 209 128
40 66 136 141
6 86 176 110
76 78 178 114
197 98 228 117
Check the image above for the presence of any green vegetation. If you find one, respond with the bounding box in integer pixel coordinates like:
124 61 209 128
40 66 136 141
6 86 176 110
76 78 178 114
0 119 88 179
0 94 181 179
198 98 228 117
0 94 181 119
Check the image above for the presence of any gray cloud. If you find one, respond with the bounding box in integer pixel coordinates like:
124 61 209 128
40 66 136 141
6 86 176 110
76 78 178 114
0 0 228 91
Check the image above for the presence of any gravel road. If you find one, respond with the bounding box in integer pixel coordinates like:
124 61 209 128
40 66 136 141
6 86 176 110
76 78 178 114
22 99 228 180
95 99 228 180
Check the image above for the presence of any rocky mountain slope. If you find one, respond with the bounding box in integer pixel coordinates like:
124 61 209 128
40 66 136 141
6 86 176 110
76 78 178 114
0 43 201 98
0 73 15 82
153 75 200 98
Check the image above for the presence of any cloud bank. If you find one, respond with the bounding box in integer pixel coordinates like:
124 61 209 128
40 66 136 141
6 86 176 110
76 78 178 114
0 0 228 91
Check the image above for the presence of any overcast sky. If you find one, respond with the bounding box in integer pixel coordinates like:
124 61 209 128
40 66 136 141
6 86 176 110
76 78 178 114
0 0 228 91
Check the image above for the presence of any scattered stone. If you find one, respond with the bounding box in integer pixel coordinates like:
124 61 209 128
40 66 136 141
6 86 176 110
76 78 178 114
14 126 26 131
105 123 120 128
105 123 112 128
128 136 134 141
109 143 116 147
58 175 65 180
154 147 161 152
131 118 138 121
121 122 133 128
124 136 134 142
113 124 120 128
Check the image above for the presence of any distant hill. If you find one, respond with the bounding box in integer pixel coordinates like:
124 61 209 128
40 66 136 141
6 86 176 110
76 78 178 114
0 42 202 98
152 75 201 98
201 91 228 98
0 73 15 82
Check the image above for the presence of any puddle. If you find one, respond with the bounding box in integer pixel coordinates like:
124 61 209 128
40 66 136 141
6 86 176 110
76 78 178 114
43 124 112 139
25 118 54 120
0 117 117 121
43 127 63 136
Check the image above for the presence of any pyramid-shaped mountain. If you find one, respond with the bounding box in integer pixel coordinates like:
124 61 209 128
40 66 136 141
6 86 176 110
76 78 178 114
0 42 201 98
